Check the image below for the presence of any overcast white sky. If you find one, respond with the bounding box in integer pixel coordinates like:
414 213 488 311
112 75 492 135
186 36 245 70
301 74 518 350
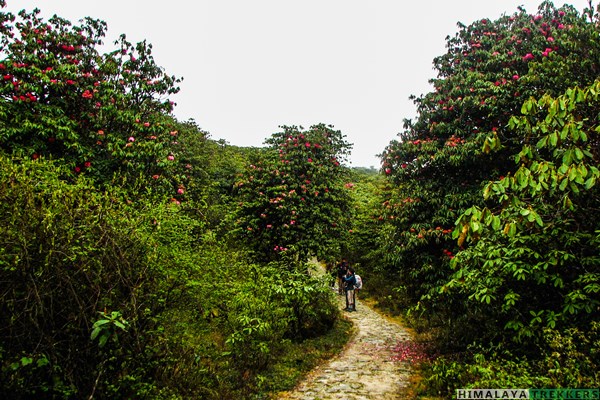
8 1 592 167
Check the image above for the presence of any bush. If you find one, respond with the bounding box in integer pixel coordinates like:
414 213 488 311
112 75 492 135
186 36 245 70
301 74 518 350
0 155 206 398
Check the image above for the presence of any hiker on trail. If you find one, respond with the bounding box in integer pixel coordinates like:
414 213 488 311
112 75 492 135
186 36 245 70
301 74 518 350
336 259 348 295
343 267 357 312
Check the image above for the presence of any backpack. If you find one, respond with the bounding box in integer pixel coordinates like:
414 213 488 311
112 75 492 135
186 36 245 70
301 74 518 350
354 274 363 290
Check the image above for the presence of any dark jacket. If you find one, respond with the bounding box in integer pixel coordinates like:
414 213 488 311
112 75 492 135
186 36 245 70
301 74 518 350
343 274 356 291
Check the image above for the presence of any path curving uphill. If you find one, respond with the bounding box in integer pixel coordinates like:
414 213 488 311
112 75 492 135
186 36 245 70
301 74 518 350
279 295 415 399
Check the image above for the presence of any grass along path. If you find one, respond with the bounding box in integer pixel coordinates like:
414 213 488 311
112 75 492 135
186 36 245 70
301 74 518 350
278 290 415 399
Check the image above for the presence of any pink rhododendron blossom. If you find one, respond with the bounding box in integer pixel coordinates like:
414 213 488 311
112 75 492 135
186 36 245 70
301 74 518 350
128 136 135 142
177 188 185 194
522 53 534 61
167 155 175 161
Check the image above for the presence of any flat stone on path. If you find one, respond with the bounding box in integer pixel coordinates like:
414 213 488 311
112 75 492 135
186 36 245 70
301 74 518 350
279 294 414 400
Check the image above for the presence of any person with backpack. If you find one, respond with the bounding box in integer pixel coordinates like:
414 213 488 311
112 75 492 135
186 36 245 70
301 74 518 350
336 259 348 295
342 267 357 312
354 272 363 299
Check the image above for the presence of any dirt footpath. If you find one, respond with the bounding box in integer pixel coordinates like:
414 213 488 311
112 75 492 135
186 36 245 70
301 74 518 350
279 294 415 399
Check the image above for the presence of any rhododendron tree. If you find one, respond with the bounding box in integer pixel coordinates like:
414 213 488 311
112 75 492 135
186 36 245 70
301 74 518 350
0 2 185 197
235 124 353 264
357 1 600 391
375 1 600 325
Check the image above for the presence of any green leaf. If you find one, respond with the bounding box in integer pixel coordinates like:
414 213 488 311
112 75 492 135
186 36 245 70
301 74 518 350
98 334 109 348
584 176 595 189
91 327 102 340
20 357 33 367
559 177 569 191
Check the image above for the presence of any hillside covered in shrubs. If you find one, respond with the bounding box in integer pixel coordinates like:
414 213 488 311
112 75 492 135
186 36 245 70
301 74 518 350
1 0 598 399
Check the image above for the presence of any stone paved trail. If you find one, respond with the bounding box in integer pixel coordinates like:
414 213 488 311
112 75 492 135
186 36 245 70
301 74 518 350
279 293 414 400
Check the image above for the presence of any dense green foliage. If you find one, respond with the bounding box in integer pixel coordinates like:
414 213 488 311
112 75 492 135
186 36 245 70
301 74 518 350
0 3 345 398
348 1 600 394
